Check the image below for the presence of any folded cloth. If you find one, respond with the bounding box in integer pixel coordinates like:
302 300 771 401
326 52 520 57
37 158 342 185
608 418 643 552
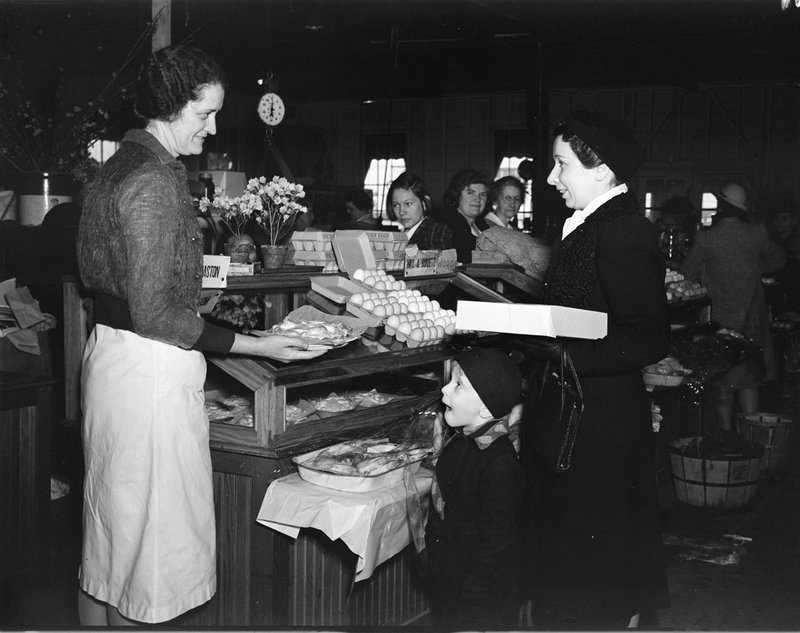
5 327 41 355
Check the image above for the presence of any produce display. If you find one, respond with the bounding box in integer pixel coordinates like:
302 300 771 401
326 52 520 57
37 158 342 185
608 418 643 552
312 390 395 416
205 394 254 427
642 356 693 387
271 317 355 347
665 268 707 302
346 268 456 346
295 438 431 477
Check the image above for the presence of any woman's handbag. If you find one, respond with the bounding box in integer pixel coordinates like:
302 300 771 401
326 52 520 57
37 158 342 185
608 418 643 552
531 346 584 473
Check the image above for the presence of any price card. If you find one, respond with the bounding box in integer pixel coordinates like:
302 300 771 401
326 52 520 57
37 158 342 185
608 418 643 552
202 255 229 289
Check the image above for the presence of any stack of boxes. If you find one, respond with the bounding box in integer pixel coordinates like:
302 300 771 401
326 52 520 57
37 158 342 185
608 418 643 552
290 230 409 273
289 231 338 272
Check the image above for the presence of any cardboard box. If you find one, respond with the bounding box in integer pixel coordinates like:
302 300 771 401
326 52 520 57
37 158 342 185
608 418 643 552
455 300 607 339
332 231 376 275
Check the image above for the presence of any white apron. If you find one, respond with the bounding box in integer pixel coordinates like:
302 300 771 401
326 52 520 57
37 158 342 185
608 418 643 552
79 325 215 623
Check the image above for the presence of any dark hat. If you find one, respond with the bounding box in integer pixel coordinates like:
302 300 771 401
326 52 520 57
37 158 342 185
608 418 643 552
563 110 642 181
453 348 523 419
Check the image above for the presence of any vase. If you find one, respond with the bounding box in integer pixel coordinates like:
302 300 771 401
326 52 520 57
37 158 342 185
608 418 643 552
260 244 289 270
224 242 257 264
17 171 77 226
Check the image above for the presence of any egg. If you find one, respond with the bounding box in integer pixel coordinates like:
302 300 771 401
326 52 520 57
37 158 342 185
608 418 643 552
353 269 365 281
350 293 364 306
445 323 456 335
387 315 400 329
434 325 446 339
372 304 387 318
431 300 440 311
409 328 425 342
362 299 375 311
399 322 413 335
373 280 387 291
364 276 376 286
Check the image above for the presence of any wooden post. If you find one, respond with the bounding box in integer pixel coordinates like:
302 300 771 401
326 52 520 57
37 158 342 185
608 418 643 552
152 0 171 52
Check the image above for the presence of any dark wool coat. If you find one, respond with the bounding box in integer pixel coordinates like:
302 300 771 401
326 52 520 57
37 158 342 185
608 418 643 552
425 423 524 628
409 216 454 252
523 192 671 629
440 209 489 263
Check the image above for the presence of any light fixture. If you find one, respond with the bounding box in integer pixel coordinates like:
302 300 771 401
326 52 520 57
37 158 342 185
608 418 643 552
781 0 800 9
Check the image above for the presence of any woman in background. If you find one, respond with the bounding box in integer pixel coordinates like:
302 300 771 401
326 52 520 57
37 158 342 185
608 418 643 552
441 169 491 263
386 170 453 251
680 183 785 430
485 175 525 229
77 44 324 626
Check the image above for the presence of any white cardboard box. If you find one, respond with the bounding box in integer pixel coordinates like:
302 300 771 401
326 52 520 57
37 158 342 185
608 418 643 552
455 300 607 339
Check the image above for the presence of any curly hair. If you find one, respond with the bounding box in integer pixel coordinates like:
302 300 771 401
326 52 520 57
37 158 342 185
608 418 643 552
442 169 491 209
552 121 603 170
134 44 227 122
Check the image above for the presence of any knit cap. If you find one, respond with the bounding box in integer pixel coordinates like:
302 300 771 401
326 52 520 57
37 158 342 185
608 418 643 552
453 348 523 419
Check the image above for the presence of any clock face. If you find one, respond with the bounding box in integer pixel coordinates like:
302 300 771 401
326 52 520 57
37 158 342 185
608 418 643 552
257 92 285 126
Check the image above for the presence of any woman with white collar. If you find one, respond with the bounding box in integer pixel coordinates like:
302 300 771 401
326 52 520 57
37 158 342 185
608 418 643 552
485 175 524 229
522 110 670 630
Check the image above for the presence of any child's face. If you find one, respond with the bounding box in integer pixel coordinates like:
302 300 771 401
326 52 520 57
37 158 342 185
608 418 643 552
441 363 491 432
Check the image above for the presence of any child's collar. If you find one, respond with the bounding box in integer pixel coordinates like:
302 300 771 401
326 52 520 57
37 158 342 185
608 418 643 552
463 417 511 450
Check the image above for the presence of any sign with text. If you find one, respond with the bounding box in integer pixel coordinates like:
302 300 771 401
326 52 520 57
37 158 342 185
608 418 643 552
202 255 229 289
404 248 458 277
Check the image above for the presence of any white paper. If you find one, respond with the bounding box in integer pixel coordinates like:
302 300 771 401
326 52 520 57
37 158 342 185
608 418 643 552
257 471 432 581
0 277 16 307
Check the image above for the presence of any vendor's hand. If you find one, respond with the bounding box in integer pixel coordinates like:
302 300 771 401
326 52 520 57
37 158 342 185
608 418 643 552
230 333 328 362
519 335 562 361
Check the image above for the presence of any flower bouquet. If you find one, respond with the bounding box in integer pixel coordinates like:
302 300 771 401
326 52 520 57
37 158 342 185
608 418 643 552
199 192 261 263
247 175 307 246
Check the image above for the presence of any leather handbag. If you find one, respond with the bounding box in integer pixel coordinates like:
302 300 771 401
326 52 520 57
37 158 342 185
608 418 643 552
531 346 584 473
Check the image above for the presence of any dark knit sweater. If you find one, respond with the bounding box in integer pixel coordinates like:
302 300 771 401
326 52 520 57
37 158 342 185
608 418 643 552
78 129 234 352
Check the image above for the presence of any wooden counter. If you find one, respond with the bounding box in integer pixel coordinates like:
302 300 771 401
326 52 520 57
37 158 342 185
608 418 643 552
0 371 57 583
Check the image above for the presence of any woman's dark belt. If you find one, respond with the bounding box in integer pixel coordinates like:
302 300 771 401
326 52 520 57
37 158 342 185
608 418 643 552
93 292 135 332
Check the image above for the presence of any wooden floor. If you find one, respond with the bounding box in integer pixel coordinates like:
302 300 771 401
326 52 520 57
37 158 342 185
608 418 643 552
3 381 800 630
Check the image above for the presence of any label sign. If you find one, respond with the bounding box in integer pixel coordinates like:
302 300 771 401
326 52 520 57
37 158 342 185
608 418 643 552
404 248 458 277
202 255 229 289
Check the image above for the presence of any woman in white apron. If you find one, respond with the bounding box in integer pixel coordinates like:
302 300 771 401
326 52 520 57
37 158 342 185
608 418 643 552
76 44 324 625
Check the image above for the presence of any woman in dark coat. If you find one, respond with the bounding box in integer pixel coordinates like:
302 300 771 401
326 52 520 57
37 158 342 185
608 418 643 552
441 168 491 263
522 110 670 630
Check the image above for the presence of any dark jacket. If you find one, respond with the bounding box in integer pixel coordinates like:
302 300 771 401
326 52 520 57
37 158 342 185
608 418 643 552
408 216 454 251
523 192 671 628
440 209 489 263
425 419 523 628
78 129 233 352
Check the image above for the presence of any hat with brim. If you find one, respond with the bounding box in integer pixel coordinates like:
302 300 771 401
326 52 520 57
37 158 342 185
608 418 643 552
716 183 748 212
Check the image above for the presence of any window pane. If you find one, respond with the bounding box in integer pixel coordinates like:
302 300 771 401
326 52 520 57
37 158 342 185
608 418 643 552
701 192 717 226
88 139 119 165
364 158 407 223
494 156 532 230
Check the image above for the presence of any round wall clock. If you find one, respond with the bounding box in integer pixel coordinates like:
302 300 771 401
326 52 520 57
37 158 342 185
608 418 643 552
257 92 285 126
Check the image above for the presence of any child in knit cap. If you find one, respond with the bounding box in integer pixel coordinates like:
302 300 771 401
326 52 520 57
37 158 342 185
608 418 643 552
424 347 524 629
